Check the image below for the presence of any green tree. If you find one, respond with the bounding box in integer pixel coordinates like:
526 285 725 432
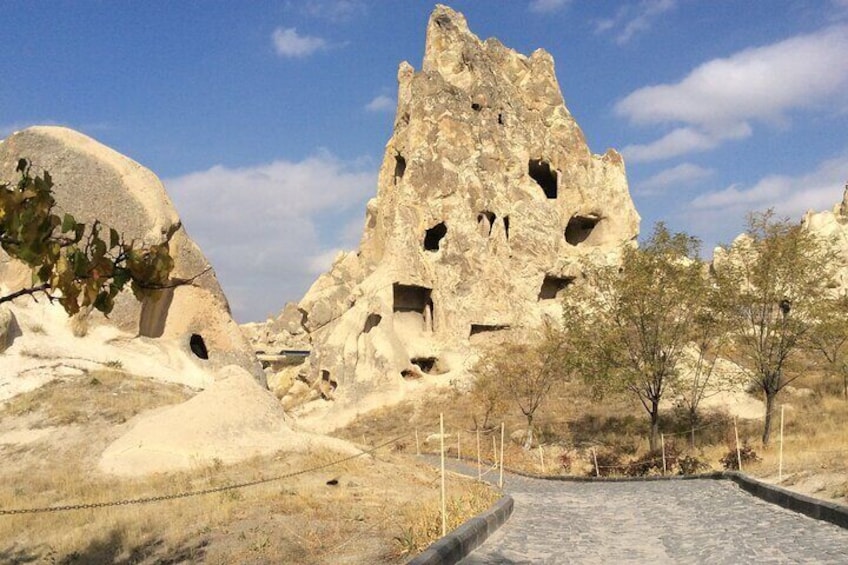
564 223 707 451
713 211 838 445
472 324 570 449
0 159 175 316
807 294 848 400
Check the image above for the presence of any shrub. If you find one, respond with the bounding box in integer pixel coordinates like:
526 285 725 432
623 443 680 477
558 451 572 472
678 455 708 475
720 443 760 470
586 448 623 477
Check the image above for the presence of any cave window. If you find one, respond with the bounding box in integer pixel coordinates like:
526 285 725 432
363 313 382 333
538 276 575 301
411 357 437 374
189 334 209 360
529 159 558 199
424 222 447 251
477 211 496 237
469 324 510 336
503 216 510 241
393 283 434 332
471 102 481 112
394 154 406 184
565 215 601 246
498 113 504 125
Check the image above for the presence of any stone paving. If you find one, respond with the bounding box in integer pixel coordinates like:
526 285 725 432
441 459 848 564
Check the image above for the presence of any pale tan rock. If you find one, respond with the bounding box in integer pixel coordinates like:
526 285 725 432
0 126 262 382
252 5 640 430
0 306 19 352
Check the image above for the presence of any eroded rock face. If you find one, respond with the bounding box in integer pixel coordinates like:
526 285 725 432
0 126 263 383
802 183 848 290
253 5 640 427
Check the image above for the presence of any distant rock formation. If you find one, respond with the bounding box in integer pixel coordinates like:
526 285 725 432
802 183 848 290
251 5 640 427
0 126 263 383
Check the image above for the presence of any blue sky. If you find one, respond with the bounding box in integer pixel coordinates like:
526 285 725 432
2 1 847 322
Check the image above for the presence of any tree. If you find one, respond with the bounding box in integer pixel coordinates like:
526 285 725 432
564 223 706 451
0 159 175 316
472 324 569 449
713 210 838 445
807 294 848 400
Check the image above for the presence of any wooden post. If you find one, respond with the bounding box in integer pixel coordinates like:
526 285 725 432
440 414 446 537
592 447 599 477
476 428 481 481
734 417 743 472
661 433 667 475
415 429 420 456
538 446 545 474
492 435 497 464
779 405 785 482
499 422 505 488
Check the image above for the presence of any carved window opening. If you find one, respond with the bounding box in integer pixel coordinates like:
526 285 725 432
538 276 575 301
411 357 438 374
394 154 406 183
363 313 382 333
470 324 510 336
565 215 601 246
529 159 558 199
424 222 447 251
477 211 496 237
471 102 481 111
393 283 434 332
504 216 510 240
497 113 504 125
189 334 209 360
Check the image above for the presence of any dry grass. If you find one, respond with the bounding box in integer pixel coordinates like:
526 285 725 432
0 372 499 564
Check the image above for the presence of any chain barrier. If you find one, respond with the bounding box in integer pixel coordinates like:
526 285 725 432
0 433 411 516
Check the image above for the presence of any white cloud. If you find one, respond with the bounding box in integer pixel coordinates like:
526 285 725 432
616 25 848 160
165 153 376 322
365 94 395 113
595 0 675 44
528 0 570 14
271 27 328 58
691 152 848 220
635 163 713 195
301 0 366 22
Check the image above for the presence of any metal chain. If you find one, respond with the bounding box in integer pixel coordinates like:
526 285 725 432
0 433 411 516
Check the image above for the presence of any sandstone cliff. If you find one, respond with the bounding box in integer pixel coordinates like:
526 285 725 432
256 5 640 428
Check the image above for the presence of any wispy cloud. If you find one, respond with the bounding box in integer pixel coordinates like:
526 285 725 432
616 25 848 161
635 163 713 195
595 0 675 44
271 27 328 58
528 0 570 14
165 153 376 322
300 0 366 22
365 94 395 113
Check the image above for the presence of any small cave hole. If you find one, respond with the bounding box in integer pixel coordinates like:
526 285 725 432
471 102 482 112
476 211 496 237
363 313 382 333
189 334 209 360
393 283 434 332
411 357 438 374
529 159 558 199
424 222 447 251
401 369 418 379
504 216 510 241
497 113 504 125
394 154 406 183
538 276 575 301
470 324 510 336
319 369 337 400
565 215 601 246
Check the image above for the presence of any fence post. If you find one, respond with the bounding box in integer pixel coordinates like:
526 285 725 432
440 413 446 537
476 428 481 480
592 447 599 477
499 422 505 488
415 429 420 456
779 405 785 482
538 446 545 475
734 417 743 472
661 433 667 475
492 435 497 466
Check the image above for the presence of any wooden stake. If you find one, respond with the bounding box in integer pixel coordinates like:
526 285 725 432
492 435 497 464
499 422 505 488
734 417 743 472
538 446 545 474
415 429 420 456
476 428 481 480
440 414 446 537
779 405 785 482
661 433 667 475
592 447 599 477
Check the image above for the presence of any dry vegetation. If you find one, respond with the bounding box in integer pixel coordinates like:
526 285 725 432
0 371 499 564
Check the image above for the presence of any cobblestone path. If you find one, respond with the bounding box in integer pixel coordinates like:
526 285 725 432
442 460 848 564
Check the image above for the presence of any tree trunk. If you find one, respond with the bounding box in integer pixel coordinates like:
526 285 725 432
689 409 698 449
649 401 660 451
523 414 534 450
762 390 775 446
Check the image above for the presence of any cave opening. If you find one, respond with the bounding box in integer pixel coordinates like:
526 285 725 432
538 276 575 301
565 215 601 246
529 159 558 199
424 222 447 251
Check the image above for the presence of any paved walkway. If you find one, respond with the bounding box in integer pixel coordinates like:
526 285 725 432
442 460 848 564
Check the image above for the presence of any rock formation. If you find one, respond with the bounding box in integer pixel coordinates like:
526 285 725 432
0 126 263 383
802 183 848 290
253 5 640 428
